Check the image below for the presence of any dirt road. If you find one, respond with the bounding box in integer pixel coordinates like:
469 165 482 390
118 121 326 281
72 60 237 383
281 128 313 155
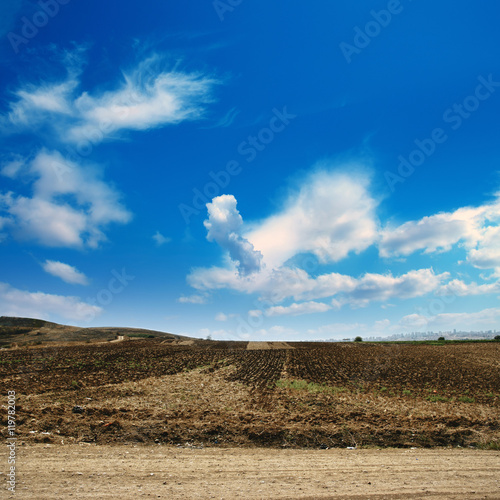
246 341 294 350
4 445 499 499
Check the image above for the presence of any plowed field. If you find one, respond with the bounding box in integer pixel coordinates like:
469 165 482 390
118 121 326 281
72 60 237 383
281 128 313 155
1 340 499 449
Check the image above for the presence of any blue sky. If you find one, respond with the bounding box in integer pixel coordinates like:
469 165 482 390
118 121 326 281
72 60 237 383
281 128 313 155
1 0 500 340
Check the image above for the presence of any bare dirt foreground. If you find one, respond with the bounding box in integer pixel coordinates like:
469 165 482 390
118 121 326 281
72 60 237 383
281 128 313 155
4 445 500 499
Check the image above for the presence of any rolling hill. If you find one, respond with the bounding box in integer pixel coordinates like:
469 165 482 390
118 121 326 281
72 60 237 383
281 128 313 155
0 316 189 347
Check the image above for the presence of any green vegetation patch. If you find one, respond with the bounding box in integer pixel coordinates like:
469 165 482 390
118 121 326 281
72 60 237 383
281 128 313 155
458 396 475 403
276 379 347 394
426 395 450 403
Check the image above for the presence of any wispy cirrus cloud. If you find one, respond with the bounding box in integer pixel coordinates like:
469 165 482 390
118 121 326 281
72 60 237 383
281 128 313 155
2 53 220 145
6 79 78 130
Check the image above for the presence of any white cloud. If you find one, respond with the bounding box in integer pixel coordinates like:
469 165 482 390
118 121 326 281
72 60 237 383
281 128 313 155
5 79 78 131
42 260 89 285
467 225 500 271
247 169 378 268
70 58 218 143
0 282 101 322
379 208 481 258
0 51 218 250
188 168 500 318
1 157 24 178
306 322 366 339
1 194 87 247
192 328 244 340
265 267 357 303
437 278 500 296
374 319 391 329
248 309 263 318
153 231 171 246
344 268 449 308
190 170 442 309
189 264 447 308
0 150 131 248
214 312 238 321
253 325 301 337
399 307 500 331
177 294 207 304
379 197 500 276
204 195 263 275
187 265 333 301
189 169 382 302
397 313 429 330
2 54 218 145
265 301 331 317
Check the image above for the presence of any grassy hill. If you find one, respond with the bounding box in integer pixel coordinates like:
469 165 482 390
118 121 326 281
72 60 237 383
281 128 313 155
0 316 189 347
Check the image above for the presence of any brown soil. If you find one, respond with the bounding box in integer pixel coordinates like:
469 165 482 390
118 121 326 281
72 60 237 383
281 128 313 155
1 341 499 449
4 445 499 499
